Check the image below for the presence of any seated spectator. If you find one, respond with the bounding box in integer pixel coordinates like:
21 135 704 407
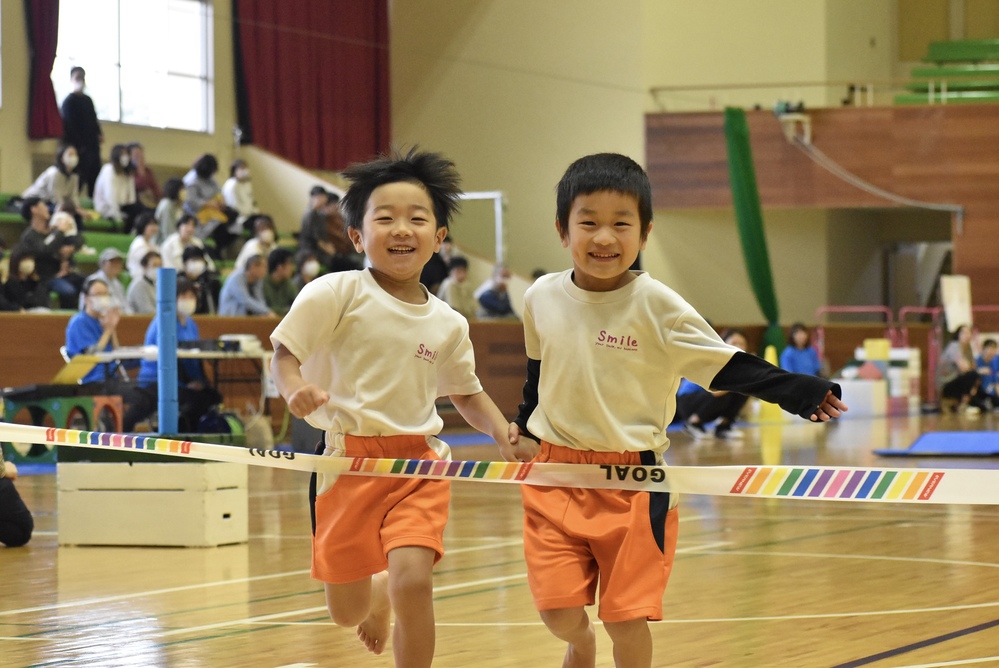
126 251 162 315
181 246 220 315
475 264 516 319
0 248 17 312
65 277 123 385
0 460 33 547
161 214 215 271
234 214 277 272
125 278 222 432
221 158 259 232
298 186 359 272
938 324 982 411
22 144 83 211
293 250 321 291
82 248 130 313
126 213 160 279
675 329 752 440
18 196 83 309
93 143 145 233
183 153 238 257
128 142 161 209
436 255 475 319
780 322 823 376
155 177 185 241
218 254 275 317
421 235 453 295
263 247 298 316
975 338 999 411
3 246 51 311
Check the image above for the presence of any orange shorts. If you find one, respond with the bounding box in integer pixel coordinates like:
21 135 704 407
521 441 679 623
311 434 450 585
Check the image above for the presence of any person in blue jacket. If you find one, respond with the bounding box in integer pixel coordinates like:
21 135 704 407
780 322 823 377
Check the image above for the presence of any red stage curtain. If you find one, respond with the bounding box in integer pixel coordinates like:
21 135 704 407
25 0 64 139
233 0 390 171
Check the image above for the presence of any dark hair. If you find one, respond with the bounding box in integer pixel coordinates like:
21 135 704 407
109 144 133 175
140 250 161 268
134 211 157 236
252 214 276 234
268 247 295 274
176 276 198 297
230 159 247 178
84 276 109 295
448 255 468 271
310 185 329 198
20 197 44 222
192 154 219 179
9 245 37 274
177 213 197 229
984 339 998 350
555 153 653 238
182 245 206 263
127 142 143 153
339 147 462 231
787 322 810 348
244 253 266 271
163 177 184 201
70 66 85 79
56 143 78 175
952 324 971 341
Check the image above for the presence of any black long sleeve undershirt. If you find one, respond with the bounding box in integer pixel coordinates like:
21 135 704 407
513 351 841 436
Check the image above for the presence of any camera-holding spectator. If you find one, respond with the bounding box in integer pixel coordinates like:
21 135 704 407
59 66 102 197
126 251 162 315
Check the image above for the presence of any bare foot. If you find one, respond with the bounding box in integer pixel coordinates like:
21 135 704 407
356 605 390 654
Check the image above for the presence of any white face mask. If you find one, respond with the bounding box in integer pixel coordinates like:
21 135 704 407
302 260 321 278
258 229 275 245
119 155 131 168
62 153 79 171
144 268 159 283
177 298 197 317
237 168 250 180
185 259 207 277
89 295 112 314
19 259 36 276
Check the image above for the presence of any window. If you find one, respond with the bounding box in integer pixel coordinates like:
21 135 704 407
52 0 214 133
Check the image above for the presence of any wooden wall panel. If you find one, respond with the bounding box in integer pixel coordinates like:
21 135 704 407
646 105 999 304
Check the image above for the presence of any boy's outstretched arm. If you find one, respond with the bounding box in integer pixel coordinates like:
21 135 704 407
271 343 330 418
710 352 847 421
450 391 538 462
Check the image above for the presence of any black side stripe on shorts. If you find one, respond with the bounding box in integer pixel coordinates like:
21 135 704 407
640 450 670 553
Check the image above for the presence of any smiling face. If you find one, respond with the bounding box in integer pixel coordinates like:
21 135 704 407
349 181 446 290
559 190 650 292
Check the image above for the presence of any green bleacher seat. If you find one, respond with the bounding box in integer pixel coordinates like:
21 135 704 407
911 63 999 78
905 79 999 93
925 39 999 64
894 90 999 105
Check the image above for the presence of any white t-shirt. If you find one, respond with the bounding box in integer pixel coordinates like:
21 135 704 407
524 270 739 454
270 268 483 436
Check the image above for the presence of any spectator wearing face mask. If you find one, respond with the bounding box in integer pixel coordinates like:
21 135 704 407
93 144 146 233
234 214 277 272
180 245 220 315
22 144 83 210
126 213 160 280
293 250 322 291
124 278 222 432
65 277 122 385
81 248 130 314
222 159 259 233
160 214 215 272
128 142 161 209
126 251 162 315
3 247 52 311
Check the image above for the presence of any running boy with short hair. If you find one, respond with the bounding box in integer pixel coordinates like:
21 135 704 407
271 149 535 668
509 153 847 668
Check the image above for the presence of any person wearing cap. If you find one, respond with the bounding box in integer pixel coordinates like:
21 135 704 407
81 247 131 314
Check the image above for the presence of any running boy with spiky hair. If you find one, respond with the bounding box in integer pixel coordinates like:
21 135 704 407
271 148 536 667
509 153 847 667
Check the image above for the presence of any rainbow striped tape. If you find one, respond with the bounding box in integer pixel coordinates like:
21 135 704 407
2 423 998 503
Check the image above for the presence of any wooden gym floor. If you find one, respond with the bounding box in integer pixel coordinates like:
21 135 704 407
3 412 999 667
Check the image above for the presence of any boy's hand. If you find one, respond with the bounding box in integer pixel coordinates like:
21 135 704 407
810 390 848 421
499 422 540 463
287 384 330 418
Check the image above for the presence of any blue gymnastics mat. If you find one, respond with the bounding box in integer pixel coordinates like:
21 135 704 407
875 431 999 457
